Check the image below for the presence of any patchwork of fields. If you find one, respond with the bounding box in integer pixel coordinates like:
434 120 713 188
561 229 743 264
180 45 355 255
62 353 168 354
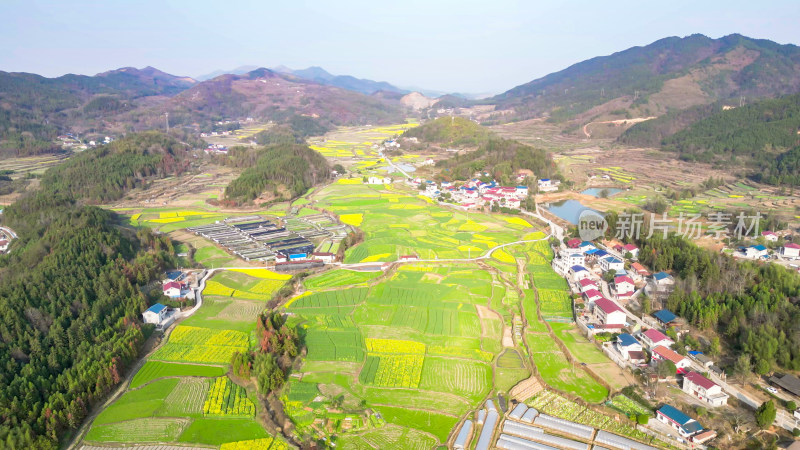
83 269 290 448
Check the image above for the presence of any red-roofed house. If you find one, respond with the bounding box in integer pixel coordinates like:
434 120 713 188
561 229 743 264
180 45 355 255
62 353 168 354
630 262 650 280
683 371 729 406
0 239 8 252
781 242 800 258
400 254 419 262
614 275 635 295
651 346 691 371
594 297 627 326
640 328 674 350
163 281 183 298
578 278 598 293
761 231 778 242
583 289 603 304
567 238 581 249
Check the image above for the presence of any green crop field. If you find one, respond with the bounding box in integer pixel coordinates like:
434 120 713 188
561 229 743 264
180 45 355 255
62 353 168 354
84 263 283 447
130 361 226 388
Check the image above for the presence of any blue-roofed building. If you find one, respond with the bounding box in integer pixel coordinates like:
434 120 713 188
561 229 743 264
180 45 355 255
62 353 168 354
656 404 705 438
600 255 624 273
593 249 609 259
653 309 677 325
616 333 643 360
579 241 596 253
744 244 769 259
585 248 599 256
569 264 592 282
143 303 168 325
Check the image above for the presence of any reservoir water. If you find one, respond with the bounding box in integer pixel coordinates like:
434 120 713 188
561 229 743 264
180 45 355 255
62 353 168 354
581 187 622 197
544 199 598 225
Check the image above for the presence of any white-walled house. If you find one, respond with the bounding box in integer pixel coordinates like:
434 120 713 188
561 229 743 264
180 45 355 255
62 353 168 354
594 298 627 326
143 303 168 325
616 333 643 360
614 275 635 296
163 281 183 298
781 243 800 258
651 345 691 371
640 328 674 350
761 231 778 242
683 371 729 407
578 278 598 293
600 256 624 273
570 265 592 282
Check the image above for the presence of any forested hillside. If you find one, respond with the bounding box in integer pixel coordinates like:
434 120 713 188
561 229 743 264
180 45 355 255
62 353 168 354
627 232 800 372
224 143 330 204
403 117 557 184
0 189 177 447
402 116 490 147
489 34 800 122
621 94 800 185
254 115 332 146
0 68 195 157
41 131 192 202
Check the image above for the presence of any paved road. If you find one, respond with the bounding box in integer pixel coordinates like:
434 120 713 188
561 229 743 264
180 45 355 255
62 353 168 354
379 150 412 179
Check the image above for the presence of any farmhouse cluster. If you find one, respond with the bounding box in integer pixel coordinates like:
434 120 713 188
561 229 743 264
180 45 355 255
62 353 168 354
409 177 530 210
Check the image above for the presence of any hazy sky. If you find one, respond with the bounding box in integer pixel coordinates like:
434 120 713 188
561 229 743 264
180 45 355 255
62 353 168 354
3 0 799 94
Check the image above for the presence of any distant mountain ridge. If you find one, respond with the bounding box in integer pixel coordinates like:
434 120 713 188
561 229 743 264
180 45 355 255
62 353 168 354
489 33 800 123
0 66 198 155
271 65 408 96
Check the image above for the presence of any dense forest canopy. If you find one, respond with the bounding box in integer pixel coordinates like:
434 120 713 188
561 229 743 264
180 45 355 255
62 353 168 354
404 117 556 184
402 116 490 147
41 131 191 203
0 187 176 448
254 115 332 146
628 232 800 372
224 143 330 204
621 94 800 185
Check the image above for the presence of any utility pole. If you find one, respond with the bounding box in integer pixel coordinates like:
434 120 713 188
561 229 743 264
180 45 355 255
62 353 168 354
165 113 170 132
739 96 746 107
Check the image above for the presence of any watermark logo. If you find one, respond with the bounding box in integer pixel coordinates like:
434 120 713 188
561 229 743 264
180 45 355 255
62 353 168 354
578 210 607 241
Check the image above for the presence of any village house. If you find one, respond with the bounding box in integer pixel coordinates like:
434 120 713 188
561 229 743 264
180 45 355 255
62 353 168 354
651 346 691 371
311 252 336 263
579 241 596 253
570 265 592 282
614 275 635 297
769 373 800 397
647 271 675 297
554 249 585 274
616 333 643 360
656 405 708 440
578 278 599 293
162 281 183 298
682 371 729 407
761 230 779 242
743 244 768 259
630 262 650 280
781 242 800 258
567 238 582 249
583 289 604 305
652 310 677 328
639 328 674 350
599 256 624 273
0 240 8 252
594 297 627 326
614 243 640 259
142 303 168 325
537 178 560 192
399 254 419 262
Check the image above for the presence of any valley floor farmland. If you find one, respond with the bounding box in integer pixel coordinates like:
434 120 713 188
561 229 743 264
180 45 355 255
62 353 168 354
281 178 621 446
80 269 291 449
